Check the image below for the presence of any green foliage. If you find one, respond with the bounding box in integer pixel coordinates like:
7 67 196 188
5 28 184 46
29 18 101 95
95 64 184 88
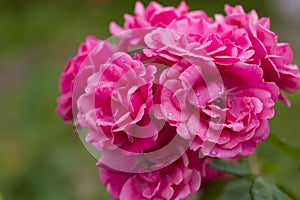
199 179 230 200
250 177 273 200
272 184 292 200
208 159 253 176
220 179 252 200
206 159 294 200
249 177 293 200
266 134 300 161
0 0 299 200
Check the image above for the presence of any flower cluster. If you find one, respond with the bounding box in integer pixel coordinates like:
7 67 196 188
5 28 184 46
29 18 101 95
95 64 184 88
56 2 300 199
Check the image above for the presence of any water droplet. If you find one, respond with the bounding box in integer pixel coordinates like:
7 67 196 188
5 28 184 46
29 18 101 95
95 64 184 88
221 135 229 141
168 112 172 116
211 150 217 155
96 119 101 125
196 92 200 97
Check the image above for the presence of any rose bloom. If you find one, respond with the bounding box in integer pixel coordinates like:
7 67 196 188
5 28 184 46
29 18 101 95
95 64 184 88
214 4 300 104
56 36 113 122
55 2 300 200
99 150 205 200
77 52 174 153
110 1 189 35
109 1 208 49
154 58 279 158
112 2 300 105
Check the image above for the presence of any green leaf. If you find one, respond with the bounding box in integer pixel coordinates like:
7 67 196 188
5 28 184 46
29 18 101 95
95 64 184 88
220 179 252 200
266 134 300 160
250 177 272 200
188 194 198 200
208 159 253 176
199 179 229 200
272 184 292 200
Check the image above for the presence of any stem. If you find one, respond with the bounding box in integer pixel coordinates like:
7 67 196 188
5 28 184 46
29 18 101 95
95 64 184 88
248 153 260 175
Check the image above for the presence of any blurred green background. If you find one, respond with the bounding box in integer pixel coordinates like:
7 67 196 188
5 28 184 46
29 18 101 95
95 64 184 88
0 0 299 199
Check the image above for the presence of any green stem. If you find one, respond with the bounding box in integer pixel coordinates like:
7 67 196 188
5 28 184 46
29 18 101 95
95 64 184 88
248 153 260 175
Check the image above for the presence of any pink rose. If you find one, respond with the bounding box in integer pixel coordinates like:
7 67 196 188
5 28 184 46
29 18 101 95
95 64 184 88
143 27 254 66
199 63 279 158
77 52 161 153
55 2 300 200
217 5 300 103
156 60 279 158
143 28 212 66
110 1 189 35
110 1 213 38
109 1 191 49
99 150 204 200
112 2 300 106
56 36 113 122
76 50 199 173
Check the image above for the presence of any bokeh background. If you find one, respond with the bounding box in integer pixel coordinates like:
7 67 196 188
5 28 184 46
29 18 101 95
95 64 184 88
0 0 299 199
